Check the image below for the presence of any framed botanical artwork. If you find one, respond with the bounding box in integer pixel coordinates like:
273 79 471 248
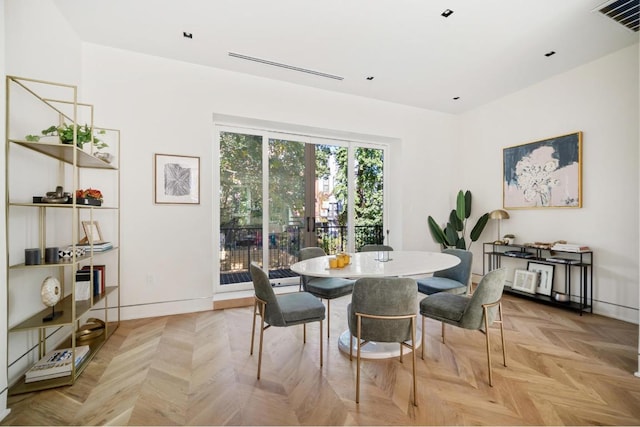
503 132 582 209
512 269 538 294
154 154 200 204
527 261 555 296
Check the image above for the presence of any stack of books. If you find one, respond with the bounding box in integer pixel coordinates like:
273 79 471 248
25 345 90 383
551 243 590 252
76 265 106 297
77 241 113 252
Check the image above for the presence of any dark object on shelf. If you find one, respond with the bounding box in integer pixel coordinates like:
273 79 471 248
65 197 102 206
24 248 41 265
504 250 534 258
44 247 59 263
42 186 71 204
42 306 63 322
32 196 42 203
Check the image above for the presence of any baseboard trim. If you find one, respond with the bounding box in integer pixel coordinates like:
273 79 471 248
213 296 253 310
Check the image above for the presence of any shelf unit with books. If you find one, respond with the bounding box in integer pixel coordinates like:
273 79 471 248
483 242 593 315
5 76 121 394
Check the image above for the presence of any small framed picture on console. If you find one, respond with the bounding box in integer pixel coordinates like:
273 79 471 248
512 269 538 294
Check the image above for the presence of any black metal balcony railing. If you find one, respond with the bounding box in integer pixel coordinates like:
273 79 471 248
219 224 383 284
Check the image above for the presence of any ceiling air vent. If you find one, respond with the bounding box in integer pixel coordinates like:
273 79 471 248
596 0 639 32
228 52 344 80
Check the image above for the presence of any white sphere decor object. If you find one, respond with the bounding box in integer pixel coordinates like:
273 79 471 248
41 276 61 307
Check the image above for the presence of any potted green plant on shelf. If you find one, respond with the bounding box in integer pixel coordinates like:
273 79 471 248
427 190 489 250
26 123 107 150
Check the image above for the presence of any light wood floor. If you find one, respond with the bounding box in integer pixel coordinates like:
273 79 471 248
3 293 639 426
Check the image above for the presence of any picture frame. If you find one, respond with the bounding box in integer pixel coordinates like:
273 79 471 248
512 269 538 294
154 154 200 204
81 221 104 244
527 261 555 296
503 131 582 209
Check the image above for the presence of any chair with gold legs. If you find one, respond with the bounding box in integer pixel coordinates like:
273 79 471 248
299 247 355 338
419 267 507 386
249 262 326 379
347 276 418 405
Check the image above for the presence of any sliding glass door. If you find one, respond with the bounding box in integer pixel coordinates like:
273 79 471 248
217 126 386 291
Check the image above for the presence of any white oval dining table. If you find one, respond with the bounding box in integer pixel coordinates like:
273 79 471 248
290 250 461 359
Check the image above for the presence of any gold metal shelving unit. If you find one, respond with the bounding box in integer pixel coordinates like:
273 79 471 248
5 76 121 394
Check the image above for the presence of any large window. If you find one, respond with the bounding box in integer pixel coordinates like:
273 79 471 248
216 125 387 291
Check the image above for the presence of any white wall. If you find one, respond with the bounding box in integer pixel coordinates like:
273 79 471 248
0 0 8 420
459 45 639 323
79 44 456 319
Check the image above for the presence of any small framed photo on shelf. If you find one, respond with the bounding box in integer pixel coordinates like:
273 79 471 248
81 220 104 244
154 153 200 204
512 269 538 294
527 261 555 296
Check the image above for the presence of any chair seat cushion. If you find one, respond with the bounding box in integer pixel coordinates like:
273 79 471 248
417 277 466 295
277 292 326 326
305 277 354 299
419 293 469 324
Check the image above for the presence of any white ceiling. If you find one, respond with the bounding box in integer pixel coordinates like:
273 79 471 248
53 0 639 114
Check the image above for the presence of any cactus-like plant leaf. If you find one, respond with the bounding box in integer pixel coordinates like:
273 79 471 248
444 224 458 246
449 209 463 231
427 216 447 245
456 190 465 221
464 191 472 218
470 212 490 241
455 238 467 249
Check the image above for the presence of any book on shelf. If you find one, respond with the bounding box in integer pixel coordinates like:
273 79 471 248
77 268 101 296
504 250 534 258
545 257 581 264
551 243 590 252
25 345 90 383
76 241 113 252
82 265 105 294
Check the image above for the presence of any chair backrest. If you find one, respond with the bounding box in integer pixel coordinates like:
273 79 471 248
359 244 394 252
348 277 417 343
250 262 286 326
299 247 327 288
434 248 473 287
459 267 507 330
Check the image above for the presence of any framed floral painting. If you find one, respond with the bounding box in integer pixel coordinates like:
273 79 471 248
503 132 582 209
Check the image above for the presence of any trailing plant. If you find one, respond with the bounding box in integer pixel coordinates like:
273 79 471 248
26 123 107 150
427 190 489 250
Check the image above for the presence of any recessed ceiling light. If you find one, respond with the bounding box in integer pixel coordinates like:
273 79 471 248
183 32 193 39
453 96 460 100
366 76 375 81
441 9 454 18
544 51 556 57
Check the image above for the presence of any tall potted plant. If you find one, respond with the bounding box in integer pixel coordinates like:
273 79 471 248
428 190 489 249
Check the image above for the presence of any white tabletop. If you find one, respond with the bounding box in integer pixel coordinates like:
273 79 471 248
290 250 460 278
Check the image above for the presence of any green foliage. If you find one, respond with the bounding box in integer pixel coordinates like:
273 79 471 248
219 133 384 236
26 123 107 149
428 190 489 249
334 146 384 227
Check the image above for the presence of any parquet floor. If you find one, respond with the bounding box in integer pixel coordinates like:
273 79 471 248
3 293 639 426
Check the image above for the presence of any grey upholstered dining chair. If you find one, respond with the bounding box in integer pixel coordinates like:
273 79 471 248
298 247 355 338
419 267 507 386
417 248 472 295
347 277 418 406
359 244 394 252
249 262 326 379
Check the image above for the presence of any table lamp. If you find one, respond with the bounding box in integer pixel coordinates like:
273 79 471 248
489 209 510 243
